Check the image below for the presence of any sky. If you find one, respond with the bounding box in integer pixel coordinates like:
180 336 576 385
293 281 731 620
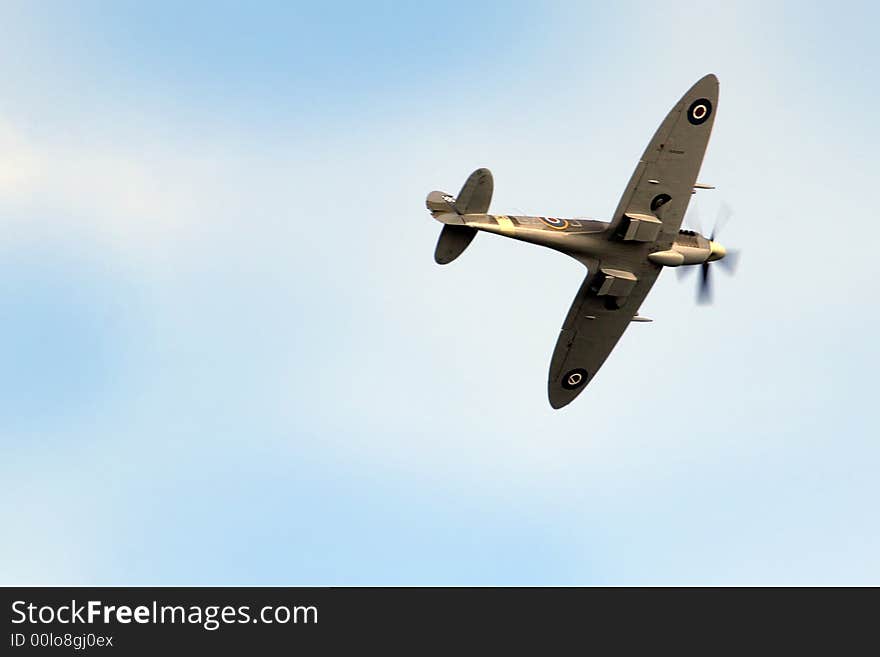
1 1 878 585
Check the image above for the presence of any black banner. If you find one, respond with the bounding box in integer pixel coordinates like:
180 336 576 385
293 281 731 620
0 586 866 652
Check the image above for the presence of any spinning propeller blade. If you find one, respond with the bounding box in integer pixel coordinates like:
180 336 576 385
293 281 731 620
677 265 696 281
717 248 740 274
685 202 704 235
684 203 739 304
710 202 732 240
697 262 712 304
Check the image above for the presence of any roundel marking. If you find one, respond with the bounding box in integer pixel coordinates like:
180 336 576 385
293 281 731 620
540 216 569 230
687 98 713 125
562 368 588 390
650 193 672 212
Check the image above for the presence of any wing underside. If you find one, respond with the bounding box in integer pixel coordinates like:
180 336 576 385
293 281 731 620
548 261 661 408
607 74 719 248
548 74 719 408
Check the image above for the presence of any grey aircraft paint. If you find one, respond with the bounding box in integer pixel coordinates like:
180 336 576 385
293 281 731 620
427 74 723 409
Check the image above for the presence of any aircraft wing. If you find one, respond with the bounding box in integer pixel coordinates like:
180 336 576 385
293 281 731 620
606 74 719 248
548 259 661 408
547 75 719 408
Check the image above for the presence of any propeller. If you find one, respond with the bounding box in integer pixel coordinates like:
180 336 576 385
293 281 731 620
681 202 740 304
684 200 704 235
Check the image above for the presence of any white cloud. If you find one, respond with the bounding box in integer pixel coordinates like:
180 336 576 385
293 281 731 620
0 116 207 251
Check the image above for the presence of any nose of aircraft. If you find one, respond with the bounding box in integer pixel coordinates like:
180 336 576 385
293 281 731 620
708 240 726 262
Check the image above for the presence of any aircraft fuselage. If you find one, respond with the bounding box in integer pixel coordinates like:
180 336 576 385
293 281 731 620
452 213 718 267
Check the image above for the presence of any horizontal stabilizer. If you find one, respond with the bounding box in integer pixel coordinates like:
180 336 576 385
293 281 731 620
435 225 477 265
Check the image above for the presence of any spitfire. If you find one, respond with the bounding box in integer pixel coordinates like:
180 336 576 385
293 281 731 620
427 74 734 409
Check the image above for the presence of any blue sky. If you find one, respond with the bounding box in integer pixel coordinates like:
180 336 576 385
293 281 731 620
1 1 878 584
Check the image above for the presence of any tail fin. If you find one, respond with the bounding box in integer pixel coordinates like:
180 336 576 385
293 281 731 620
453 167 493 214
426 168 493 265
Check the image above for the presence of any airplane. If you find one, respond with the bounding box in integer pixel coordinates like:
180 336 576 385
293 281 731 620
426 74 736 409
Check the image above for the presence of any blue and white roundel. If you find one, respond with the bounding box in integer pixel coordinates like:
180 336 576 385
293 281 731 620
540 216 569 230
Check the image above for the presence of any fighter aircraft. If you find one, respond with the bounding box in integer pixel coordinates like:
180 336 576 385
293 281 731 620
427 74 736 409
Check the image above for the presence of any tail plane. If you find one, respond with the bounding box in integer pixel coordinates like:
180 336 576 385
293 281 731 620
426 168 493 264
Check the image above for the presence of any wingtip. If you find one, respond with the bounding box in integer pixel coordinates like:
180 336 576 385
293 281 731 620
697 73 720 92
547 387 574 410
680 73 719 107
